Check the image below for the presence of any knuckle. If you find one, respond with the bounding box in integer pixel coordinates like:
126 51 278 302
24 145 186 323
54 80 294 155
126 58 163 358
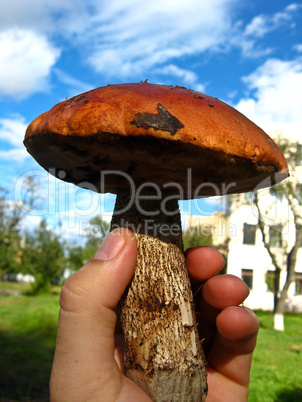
59 270 89 313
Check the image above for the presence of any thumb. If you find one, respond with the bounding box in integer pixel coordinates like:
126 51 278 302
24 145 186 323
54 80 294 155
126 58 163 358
50 228 137 401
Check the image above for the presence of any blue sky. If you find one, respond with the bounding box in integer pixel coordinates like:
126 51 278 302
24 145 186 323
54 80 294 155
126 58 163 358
0 0 302 241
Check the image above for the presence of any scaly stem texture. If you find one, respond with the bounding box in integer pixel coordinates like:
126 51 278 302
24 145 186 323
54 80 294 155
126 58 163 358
111 191 207 401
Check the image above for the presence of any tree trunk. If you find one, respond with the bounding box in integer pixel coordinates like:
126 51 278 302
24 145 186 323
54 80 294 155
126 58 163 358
273 226 302 330
274 301 285 331
111 190 207 401
273 313 284 331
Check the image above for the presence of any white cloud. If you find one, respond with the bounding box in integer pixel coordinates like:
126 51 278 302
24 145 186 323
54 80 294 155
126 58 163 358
74 1 302 79
244 3 299 38
0 115 30 162
293 44 302 53
0 0 239 96
158 64 206 92
0 149 29 162
284 3 302 14
0 0 88 35
0 115 28 146
85 0 237 77
160 65 197 84
53 69 94 98
235 57 302 125
0 29 60 99
244 15 270 38
233 3 301 58
0 1 300 100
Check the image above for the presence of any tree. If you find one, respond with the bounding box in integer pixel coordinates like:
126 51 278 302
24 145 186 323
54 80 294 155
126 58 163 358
254 138 302 331
84 215 110 251
0 189 21 275
0 177 37 277
21 219 65 293
68 215 110 271
183 223 213 250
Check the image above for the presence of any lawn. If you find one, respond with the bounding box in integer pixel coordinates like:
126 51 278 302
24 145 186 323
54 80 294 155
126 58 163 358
0 282 60 401
0 282 301 401
249 311 302 401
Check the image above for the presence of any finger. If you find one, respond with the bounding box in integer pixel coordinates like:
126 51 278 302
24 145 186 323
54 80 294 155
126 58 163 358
50 228 138 401
197 275 250 355
185 246 226 286
202 274 250 311
207 306 259 399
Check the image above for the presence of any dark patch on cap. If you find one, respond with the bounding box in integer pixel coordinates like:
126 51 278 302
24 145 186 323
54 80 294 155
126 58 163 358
130 103 184 135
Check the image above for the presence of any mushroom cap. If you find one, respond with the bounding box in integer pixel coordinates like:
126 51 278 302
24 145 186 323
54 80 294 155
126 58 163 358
24 83 288 199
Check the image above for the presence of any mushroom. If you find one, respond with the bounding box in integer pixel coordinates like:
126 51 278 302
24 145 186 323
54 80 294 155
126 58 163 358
24 83 288 401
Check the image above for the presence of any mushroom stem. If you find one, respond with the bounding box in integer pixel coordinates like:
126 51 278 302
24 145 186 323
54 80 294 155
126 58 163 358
111 190 207 401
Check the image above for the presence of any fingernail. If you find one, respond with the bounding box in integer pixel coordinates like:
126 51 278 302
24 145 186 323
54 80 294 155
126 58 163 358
94 229 126 261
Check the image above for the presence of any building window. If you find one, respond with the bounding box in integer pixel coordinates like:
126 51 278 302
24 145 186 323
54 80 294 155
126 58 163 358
241 269 253 290
269 225 282 247
243 223 256 245
295 273 302 295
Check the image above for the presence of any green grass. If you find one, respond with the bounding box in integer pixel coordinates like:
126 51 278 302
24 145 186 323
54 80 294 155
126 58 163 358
0 282 302 401
249 311 302 402
0 282 60 401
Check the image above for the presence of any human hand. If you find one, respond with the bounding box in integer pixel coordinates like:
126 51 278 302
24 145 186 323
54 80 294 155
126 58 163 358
186 246 260 401
50 228 259 401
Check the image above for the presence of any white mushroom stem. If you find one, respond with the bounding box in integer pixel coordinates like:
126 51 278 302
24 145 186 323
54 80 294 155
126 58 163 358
111 190 207 402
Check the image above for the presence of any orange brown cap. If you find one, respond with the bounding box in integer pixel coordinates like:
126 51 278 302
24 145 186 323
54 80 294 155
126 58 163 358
24 83 288 198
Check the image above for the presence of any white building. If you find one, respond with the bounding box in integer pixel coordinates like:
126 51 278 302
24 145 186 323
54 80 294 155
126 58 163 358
189 123 302 312
226 192 302 312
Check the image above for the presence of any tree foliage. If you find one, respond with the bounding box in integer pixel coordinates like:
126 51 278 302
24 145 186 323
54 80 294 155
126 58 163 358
0 178 112 292
68 215 110 271
183 224 213 250
0 178 37 276
0 190 22 274
21 219 65 293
